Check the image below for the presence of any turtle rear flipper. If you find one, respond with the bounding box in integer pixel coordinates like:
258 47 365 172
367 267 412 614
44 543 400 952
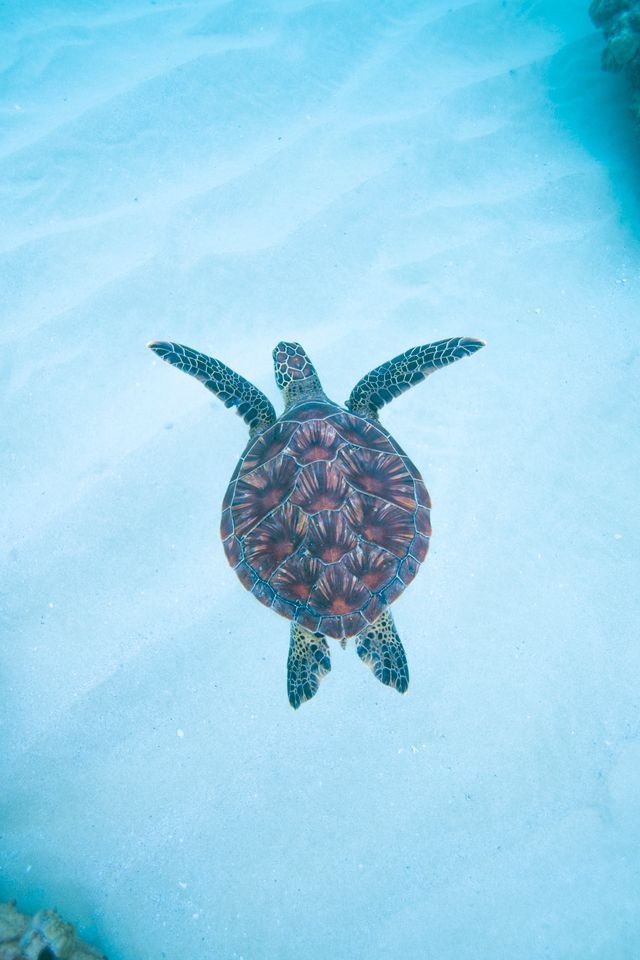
287 624 331 709
356 610 409 694
346 336 485 419
148 341 276 435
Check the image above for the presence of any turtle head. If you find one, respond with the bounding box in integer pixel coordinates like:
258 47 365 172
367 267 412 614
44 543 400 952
273 341 326 408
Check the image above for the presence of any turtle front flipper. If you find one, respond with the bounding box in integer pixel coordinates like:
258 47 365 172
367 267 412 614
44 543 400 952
287 624 331 709
148 341 276 435
355 610 409 695
346 336 485 419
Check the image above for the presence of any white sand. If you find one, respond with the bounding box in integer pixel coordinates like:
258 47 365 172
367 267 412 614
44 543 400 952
2 1 639 957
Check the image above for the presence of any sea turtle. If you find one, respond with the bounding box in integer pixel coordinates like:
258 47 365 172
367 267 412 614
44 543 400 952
148 335 484 708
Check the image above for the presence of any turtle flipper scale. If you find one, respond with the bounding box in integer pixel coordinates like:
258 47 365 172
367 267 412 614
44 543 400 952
346 336 485 418
148 340 276 434
287 624 331 709
356 609 409 694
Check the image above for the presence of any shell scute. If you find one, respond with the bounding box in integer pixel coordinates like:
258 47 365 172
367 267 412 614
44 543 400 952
330 411 398 453
344 493 415 558
296 607 322 632
241 421 298 475
401 455 431 507
252 580 275 607
306 511 357 563
398 554 419 584
309 565 371 615
273 594 297 621
270 555 324 604
339 611 368 636
416 505 432 536
223 535 242 567
288 420 341 464
381 577 405 604
220 508 233 540
244 502 307 578
290 461 349 513
283 400 337 423
410 533 430 563
415 478 432 510
343 544 398 593
362 594 385 624
232 455 298 537
319 615 351 639
236 562 258 591
337 446 416 511
222 479 236 512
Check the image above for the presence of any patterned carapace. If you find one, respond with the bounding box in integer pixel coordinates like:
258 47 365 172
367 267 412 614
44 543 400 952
220 399 431 640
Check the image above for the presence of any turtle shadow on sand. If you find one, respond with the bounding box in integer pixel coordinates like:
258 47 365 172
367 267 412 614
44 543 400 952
148 335 485 708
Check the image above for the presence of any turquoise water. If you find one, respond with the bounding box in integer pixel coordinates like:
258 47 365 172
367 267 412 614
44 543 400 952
2 1 639 957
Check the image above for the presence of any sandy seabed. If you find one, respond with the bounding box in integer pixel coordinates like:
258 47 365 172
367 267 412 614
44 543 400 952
2 1 640 958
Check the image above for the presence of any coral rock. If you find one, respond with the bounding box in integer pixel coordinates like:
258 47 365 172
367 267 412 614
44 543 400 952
590 0 640 75
589 0 631 31
0 903 106 960
21 910 76 960
605 29 640 68
0 903 29 945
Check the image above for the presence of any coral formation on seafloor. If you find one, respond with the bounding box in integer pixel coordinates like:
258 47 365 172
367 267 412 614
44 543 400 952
589 0 640 105
0 902 106 960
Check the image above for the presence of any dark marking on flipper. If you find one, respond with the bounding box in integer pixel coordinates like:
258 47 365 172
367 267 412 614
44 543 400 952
287 624 331 709
346 336 485 419
355 609 409 694
148 340 276 434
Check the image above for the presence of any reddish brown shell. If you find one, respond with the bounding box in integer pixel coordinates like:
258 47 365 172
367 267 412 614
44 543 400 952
221 400 431 639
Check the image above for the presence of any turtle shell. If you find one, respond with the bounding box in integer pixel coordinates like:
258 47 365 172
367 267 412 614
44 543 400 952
220 400 431 639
